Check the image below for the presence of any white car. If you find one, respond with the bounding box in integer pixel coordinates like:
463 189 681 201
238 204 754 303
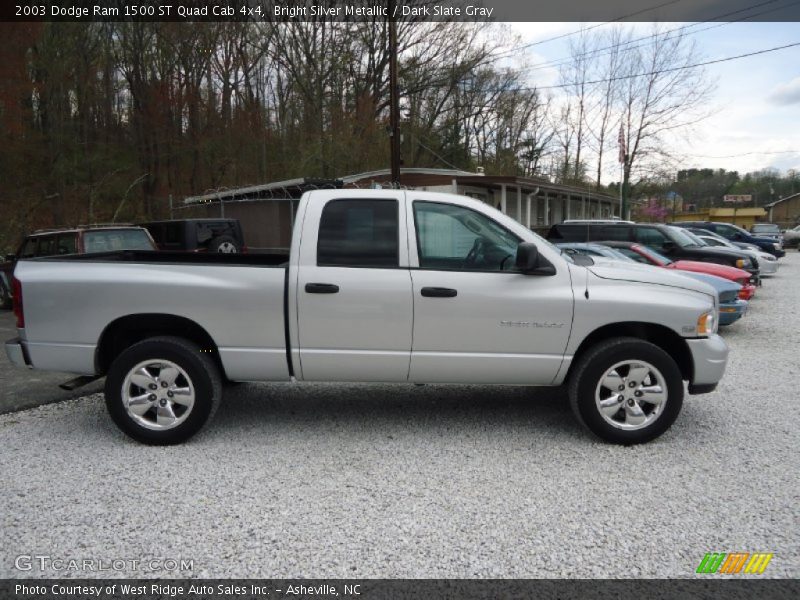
782 225 800 247
692 232 779 277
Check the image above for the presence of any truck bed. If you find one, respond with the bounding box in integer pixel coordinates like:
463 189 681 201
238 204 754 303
37 250 290 267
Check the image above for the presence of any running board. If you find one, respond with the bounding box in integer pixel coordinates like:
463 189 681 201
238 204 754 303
59 375 101 391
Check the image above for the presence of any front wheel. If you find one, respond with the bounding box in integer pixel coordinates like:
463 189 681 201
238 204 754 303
104 336 222 445
568 338 684 444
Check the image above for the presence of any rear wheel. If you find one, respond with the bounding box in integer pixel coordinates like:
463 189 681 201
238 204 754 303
105 336 222 445
568 338 684 444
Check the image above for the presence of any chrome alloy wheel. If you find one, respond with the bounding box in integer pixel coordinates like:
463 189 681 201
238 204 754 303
594 360 668 431
122 360 195 431
217 242 238 253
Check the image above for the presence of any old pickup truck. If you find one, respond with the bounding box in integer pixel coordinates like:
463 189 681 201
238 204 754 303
5 190 729 445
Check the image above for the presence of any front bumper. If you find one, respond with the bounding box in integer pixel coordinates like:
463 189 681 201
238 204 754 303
718 300 747 326
5 337 31 368
685 333 728 393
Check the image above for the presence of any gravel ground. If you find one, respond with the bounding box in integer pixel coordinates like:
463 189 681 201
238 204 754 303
1 255 798 579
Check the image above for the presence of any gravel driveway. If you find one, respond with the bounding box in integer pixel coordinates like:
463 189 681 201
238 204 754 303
2 255 798 579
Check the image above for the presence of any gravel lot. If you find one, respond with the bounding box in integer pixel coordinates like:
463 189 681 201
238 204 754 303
1 254 798 579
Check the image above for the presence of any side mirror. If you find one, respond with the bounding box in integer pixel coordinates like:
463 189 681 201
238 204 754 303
516 243 556 276
662 240 676 253
733 233 743 241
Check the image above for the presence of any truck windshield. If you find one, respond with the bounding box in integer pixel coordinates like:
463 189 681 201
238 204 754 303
668 227 700 248
681 230 710 247
84 229 155 252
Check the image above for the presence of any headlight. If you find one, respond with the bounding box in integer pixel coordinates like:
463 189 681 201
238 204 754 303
773 243 781 250
697 311 716 336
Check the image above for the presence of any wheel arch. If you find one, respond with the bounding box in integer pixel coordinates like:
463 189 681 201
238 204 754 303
95 314 225 378
566 322 693 383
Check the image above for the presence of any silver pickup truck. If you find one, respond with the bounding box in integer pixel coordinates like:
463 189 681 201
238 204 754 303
5 190 729 445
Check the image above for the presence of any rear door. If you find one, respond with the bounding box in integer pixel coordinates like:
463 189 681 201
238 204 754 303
294 193 413 382
407 195 573 385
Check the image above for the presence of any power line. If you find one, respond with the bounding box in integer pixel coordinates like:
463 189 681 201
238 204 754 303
518 0 794 74
532 41 800 91
507 0 686 53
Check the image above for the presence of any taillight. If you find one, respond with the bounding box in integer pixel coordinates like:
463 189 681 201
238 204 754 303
12 276 24 328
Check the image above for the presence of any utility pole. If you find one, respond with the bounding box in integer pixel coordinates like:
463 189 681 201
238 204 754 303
388 1 401 187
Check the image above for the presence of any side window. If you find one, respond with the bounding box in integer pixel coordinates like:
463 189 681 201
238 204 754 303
634 227 669 248
596 225 631 241
36 235 57 257
317 199 399 268
57 233 77 255
413 201 520 271
19 238 38 258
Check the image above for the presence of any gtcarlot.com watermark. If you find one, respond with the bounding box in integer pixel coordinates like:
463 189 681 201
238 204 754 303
15 554 194 573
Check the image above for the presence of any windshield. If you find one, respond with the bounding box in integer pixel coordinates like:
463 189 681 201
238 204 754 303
635 245 673 266
752 224 780 233
668 226 700 248
681 230 709 247
83 229 155 252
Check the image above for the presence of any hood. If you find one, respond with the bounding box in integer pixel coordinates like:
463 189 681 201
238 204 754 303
688 245 749 261
586 260 717 298
671 260 750 281
676 271 741 294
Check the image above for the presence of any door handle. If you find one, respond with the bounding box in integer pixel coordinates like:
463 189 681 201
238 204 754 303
421 287 457 298
305 283 339 294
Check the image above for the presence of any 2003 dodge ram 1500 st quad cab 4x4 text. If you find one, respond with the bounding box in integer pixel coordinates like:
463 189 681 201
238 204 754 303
5 190 729 445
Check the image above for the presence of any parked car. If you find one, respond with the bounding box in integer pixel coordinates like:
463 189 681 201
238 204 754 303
6 190 729 446
782 224 800 248
595 241 756 300
558 244 747 327
750 223 783 244
0 224 156 309
671 221 785 258
139 219 246 253
547 221 759 280
683 228 778 277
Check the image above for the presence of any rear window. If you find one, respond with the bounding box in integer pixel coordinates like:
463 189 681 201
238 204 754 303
83 229 154 252
752 224 780 233
36 235 58 257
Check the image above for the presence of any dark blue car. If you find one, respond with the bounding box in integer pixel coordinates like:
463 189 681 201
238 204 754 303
671 222 785 258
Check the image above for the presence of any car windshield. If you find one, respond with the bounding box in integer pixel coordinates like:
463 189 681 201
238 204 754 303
667 226 700 248
681 230 709 247
752 224 780 233
83 229 155 252
636 245 673 266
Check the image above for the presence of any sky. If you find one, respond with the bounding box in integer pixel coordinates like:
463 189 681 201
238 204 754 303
505 21 800 183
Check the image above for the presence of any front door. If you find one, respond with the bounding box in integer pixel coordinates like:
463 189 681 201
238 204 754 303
407 199 573 385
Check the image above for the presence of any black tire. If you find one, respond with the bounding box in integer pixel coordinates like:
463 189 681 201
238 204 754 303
208 235 241 253
568 337 684 445
104 336 222 445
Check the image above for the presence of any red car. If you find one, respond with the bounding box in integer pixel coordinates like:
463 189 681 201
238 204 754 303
599 241 756 300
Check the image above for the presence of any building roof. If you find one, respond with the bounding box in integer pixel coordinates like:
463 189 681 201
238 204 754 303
764 192 800 208
184 177 342 205
184 168 618 205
